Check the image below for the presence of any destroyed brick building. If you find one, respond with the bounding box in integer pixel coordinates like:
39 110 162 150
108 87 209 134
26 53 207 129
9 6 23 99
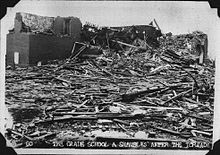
4 13 214 149
6 12 82 66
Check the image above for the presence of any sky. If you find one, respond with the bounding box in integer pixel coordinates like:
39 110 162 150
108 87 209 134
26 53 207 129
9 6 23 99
1 1 220 59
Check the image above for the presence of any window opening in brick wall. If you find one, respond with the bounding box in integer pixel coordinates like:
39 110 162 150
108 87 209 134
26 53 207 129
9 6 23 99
64 18 71 35
14 52 19 64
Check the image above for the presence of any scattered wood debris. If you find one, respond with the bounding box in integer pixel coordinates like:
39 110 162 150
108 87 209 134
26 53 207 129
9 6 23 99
5 22 214 149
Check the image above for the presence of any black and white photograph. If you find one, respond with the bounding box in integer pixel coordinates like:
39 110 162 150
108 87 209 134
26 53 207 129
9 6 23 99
1 0 220 154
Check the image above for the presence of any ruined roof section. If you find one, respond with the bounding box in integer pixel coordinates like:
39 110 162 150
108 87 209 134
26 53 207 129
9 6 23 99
17 12 55 33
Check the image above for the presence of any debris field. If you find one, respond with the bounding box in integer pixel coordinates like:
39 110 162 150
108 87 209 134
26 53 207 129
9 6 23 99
5 23 215 149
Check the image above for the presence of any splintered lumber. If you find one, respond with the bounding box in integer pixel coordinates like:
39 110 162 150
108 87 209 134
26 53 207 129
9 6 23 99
35 115 96 124
76 99 89 109
136 106 183 111
129 100 158 106
121 86 165 101
116 123 130 133
178 66 199 88
112 40 141 49
113 119 130 126
89 59 117 77
162 89 192 104
151 126 191 138
7 129 34 141
52 112 122 116
34 132 57 140
5 23 214 148
153 19 161 31
36 114 144 124
182 113 212 123
53 77 72 84
191 130 212 137
71 44 87 59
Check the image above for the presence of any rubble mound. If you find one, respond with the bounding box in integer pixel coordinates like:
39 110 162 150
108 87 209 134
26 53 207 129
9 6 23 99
5 24 214 149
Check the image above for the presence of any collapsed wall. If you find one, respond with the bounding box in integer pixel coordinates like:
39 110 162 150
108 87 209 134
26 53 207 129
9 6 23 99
5 14 214 149
6 12 82 66
15 12 54 33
